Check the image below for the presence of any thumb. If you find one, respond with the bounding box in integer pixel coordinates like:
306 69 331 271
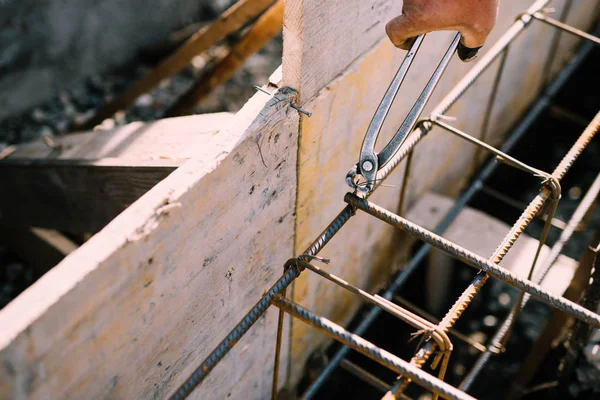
386 14 429 50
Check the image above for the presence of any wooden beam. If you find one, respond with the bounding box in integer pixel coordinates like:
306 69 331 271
76 0 275 130
0 226 78 276
166 0 284 117
0 113 231 234
0 159 178 234
283 0 401 104
0 84 298 399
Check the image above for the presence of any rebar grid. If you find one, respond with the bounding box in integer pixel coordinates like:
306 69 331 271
372 110 600 399
301 34 595 398
270 295 475 400
168 2 600 398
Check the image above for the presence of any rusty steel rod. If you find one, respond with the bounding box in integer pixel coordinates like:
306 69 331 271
168 260 304 400
272 287 287 400
302 13 591 398
340 359 393 394
431 119 560 194
539 0 572 88
386 108 600 397
532 12 600 46
303 261 453 353
270 295 476 400
346 193 600 328
471 46 510 172
460 171 600 391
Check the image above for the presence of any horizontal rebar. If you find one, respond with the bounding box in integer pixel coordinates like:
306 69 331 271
397 107 600 396
480 185 567 230
304 261 452 352
532 12 600 46
271 295 476 400
301 33 584 396
431 119 551 181
346 193 600 328
168 260 303 400
460 170 600 391
340 359 392 394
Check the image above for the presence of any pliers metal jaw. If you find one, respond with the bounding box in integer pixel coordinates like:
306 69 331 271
346 33 462 194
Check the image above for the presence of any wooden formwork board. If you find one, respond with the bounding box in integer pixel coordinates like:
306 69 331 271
0 113 232 234
0 81 298 399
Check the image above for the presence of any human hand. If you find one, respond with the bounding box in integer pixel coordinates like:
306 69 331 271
385 0 500 61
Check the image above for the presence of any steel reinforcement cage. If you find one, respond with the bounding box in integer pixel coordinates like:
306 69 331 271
168 1 600 399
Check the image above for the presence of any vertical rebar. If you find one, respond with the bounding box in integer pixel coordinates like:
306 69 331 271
272 288 287 400
540 0 573 89
471 47 510 174
398 150 414 216
461 172 600 391
459 111 600 392
271 296 477 400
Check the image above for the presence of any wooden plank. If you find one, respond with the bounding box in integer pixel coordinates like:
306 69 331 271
0 84 298 399
283 0 401 104
288 0 598 386
10 112 232 160
0 113 232 234
76 0 275 130
0 160 178 234
167 0 284 117
0 226 78 277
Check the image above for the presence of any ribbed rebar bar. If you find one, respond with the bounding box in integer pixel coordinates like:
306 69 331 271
532 12 600 46
271 296 476 400
399 109 600 396
303 261 452 352
539 0 572 88
168 260 303 400
346 193 600 328
340 359 393 394
301 37 586 396
471 46 510 172
460 170 600 391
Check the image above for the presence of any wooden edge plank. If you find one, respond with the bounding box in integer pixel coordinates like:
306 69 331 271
9 112 233 161
77 0 275 130
0 161 179 233
0 81 298 399
0 112 233 234
0 226 78 277
0 91 277 346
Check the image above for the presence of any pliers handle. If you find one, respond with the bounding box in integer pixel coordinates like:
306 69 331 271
346 33 462 193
